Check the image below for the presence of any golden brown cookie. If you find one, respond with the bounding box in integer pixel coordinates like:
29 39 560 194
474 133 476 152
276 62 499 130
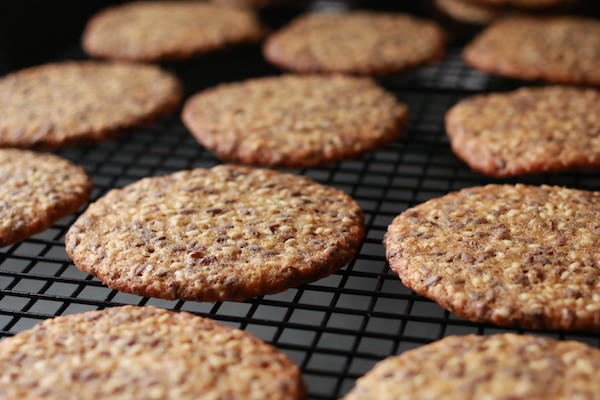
0 306 305 399
212 0 296 8
384 184 600 330
263 11 446 75
343 334 600 400
465 0 572 8
436 0 581 26
446 86 600 177
464 17 600 85
0 149 92 247
435 0 507 25
182 75 408 168
66 165 364 302
0 61 181 149
83 1 265 61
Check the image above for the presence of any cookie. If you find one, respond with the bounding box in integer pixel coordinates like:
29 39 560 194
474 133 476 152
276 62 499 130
263 11 446 75
446 86 600 177
435 0 507 25
66 165 364 302
343 334 600 400
0 149 92 247
0 305 305 399
384 184 600 330
182 75 408 168
435 0 581 26
465 0 572 8
83 1 265 62
464 17 600 85
0 61 181 149
212 0 296 8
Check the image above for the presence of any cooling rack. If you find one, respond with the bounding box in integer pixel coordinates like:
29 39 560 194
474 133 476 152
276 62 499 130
0 44 599 399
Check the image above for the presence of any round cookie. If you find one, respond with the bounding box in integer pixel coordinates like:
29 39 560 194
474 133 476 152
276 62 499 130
0 306 305 399
212 0 296 8
66 165 365 302
343 334 600 400
435 0 580 26
263 11 446 75
435 0 508 25
182 75 408 168
465 0 572 8
0 61 181 149
446 86 600 177
0 149 92 247
384 184 600 330
464 17 600 85
83 1 265 62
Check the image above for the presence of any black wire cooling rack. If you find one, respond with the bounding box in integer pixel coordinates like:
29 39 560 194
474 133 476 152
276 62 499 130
1 43 599 399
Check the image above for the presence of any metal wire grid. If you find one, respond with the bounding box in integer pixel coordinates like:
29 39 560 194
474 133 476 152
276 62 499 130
0 46 599 399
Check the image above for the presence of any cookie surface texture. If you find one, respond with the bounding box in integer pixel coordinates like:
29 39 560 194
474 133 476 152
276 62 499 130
182 75 408 168
0 61 181 149
66 165 365 301
343 334 600 400
384 184 600 330
0 305 305 399
263 11 446 75
446 86 600 177
464 17 600 85
0 149 92 247
83 1 265 61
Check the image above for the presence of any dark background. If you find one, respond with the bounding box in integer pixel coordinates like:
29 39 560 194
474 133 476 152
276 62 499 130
1 0 599 75
1 1 599 74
